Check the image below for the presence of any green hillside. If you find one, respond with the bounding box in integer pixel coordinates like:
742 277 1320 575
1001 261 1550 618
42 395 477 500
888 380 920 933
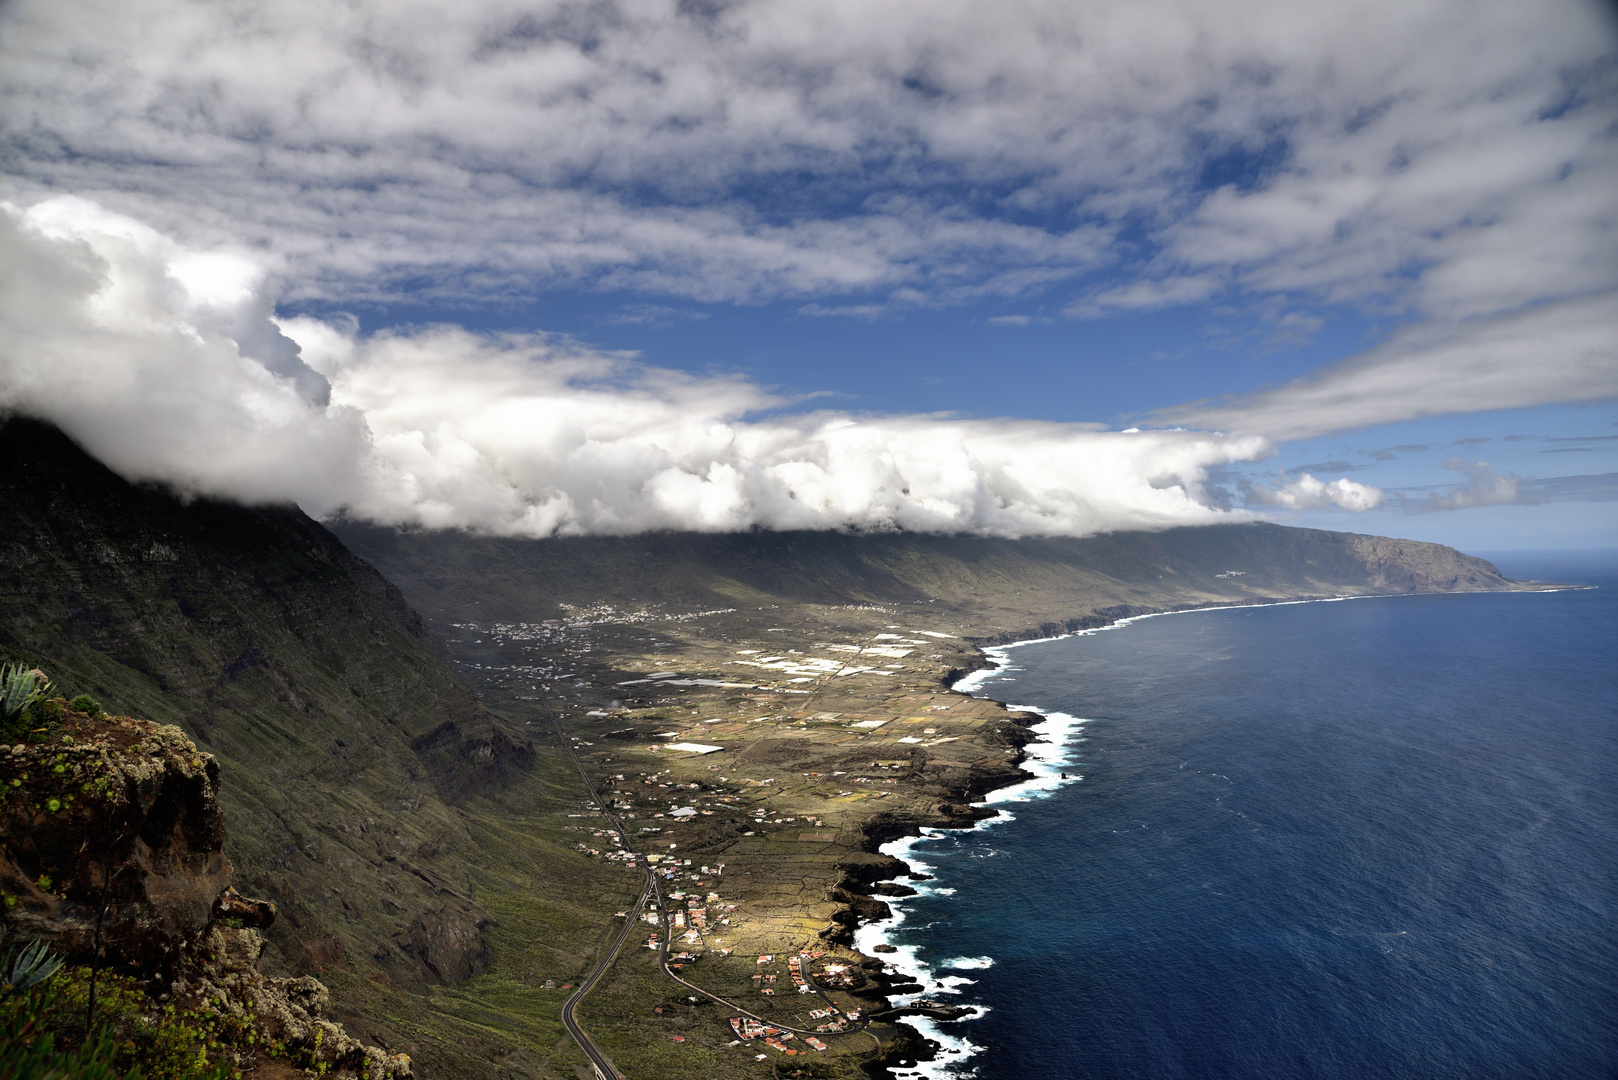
0 419 628 1078
331 519 1512 641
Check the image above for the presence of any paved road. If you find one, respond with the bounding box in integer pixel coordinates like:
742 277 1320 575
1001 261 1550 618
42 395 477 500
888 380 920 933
545 706 870 1078
559 877 648 1080
549 712 644 1080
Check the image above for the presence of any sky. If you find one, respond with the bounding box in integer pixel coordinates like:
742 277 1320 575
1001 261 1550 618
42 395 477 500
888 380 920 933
1 0 1615 550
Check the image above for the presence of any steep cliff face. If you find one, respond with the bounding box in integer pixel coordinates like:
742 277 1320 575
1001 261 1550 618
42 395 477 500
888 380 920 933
332 517 1515 632
0 703 409 1079
0 419 530 1058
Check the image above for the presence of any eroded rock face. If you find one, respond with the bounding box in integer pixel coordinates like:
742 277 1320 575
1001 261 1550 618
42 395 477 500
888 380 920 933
172 924 412 1080
404 903 490 984
0 706 409 1079
829 889 892 924
0 712 231 971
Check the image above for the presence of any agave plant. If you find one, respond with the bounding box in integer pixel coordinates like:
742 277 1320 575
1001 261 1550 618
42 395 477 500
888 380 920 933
0 937 63 994
0 662 50 724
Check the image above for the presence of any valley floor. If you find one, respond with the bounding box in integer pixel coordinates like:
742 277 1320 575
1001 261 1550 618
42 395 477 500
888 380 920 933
310 520 1539 1080
423 597 1033 1079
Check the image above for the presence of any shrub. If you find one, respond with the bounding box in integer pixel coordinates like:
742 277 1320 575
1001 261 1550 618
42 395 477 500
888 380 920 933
0 1011 130 1080
69 696 104 719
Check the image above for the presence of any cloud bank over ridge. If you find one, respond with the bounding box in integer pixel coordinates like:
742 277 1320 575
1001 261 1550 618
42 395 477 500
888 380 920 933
1 197 1276 538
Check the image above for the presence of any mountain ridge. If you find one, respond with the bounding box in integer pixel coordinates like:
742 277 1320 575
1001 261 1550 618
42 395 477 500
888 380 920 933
329 518 1515 643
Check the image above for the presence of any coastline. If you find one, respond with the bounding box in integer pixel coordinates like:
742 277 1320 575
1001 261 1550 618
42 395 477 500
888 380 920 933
841 584 1584 1079
855 704 1087 1079
11 434 1580 1080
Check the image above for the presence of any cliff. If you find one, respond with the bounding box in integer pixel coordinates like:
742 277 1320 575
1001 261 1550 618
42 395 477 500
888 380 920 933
0 418 534 1072
0 699 410 1078
331 518 1514 636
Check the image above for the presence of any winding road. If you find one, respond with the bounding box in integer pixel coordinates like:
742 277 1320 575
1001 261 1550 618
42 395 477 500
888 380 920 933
549 714 639 1080
545 707 871 1079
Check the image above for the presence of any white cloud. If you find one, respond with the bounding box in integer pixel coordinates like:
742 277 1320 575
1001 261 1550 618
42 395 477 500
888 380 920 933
597 304 710 327
795 303 891 320
0 0 1610 322
1156 293 1618 440
1064 274 1223 318
1399 459 1523 513
0 197 365 508
1254 472 1383 512
0 196 1275 537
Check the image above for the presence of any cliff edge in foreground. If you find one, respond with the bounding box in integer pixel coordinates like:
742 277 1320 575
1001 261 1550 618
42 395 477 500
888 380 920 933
0 417 545 1077
0 696 410 1078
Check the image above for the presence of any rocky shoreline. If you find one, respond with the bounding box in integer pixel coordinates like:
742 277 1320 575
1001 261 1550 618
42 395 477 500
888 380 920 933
835 644 1048 1079
834 594 1448 1077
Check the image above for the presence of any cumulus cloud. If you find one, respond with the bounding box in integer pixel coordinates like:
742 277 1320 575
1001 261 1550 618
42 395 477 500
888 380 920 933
0 197 1274 537
0 0 1611 323
0 198 367 508
1254 472 1383 512
1156 294 1618 440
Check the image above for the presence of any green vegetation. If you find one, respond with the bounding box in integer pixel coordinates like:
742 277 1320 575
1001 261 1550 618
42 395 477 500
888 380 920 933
0 1012 133 1080
69 695 103 719
0 938 62 995
0 419 531 1078
0 664 52 744
1 967 243 1079
0 950 241 1080
0 931 390 1080
333 519 1514 632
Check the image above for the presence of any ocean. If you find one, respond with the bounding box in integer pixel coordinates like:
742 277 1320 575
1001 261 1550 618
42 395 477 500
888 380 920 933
856 550 1618 1080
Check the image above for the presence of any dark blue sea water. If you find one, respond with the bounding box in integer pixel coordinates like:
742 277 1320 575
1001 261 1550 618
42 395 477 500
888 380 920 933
868 551 1618 1080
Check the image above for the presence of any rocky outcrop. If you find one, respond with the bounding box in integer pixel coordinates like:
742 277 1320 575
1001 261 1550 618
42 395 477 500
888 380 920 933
829 889 892 923
0 709 231 973
171 923 413 1080
835 851 912 886
0 703 408 1079
403 903 490 984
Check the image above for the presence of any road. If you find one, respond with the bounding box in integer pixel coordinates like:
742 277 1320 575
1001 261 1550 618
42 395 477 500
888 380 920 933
545 706 871 1079
549 712 642 1080
559 877 647 1080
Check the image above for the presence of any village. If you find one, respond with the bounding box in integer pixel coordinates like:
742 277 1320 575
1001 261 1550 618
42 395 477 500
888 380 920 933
438 596 1038 1077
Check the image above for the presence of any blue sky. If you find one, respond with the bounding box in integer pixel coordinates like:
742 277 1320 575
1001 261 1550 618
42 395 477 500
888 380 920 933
297 292 1383 422
2 0 1614 549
